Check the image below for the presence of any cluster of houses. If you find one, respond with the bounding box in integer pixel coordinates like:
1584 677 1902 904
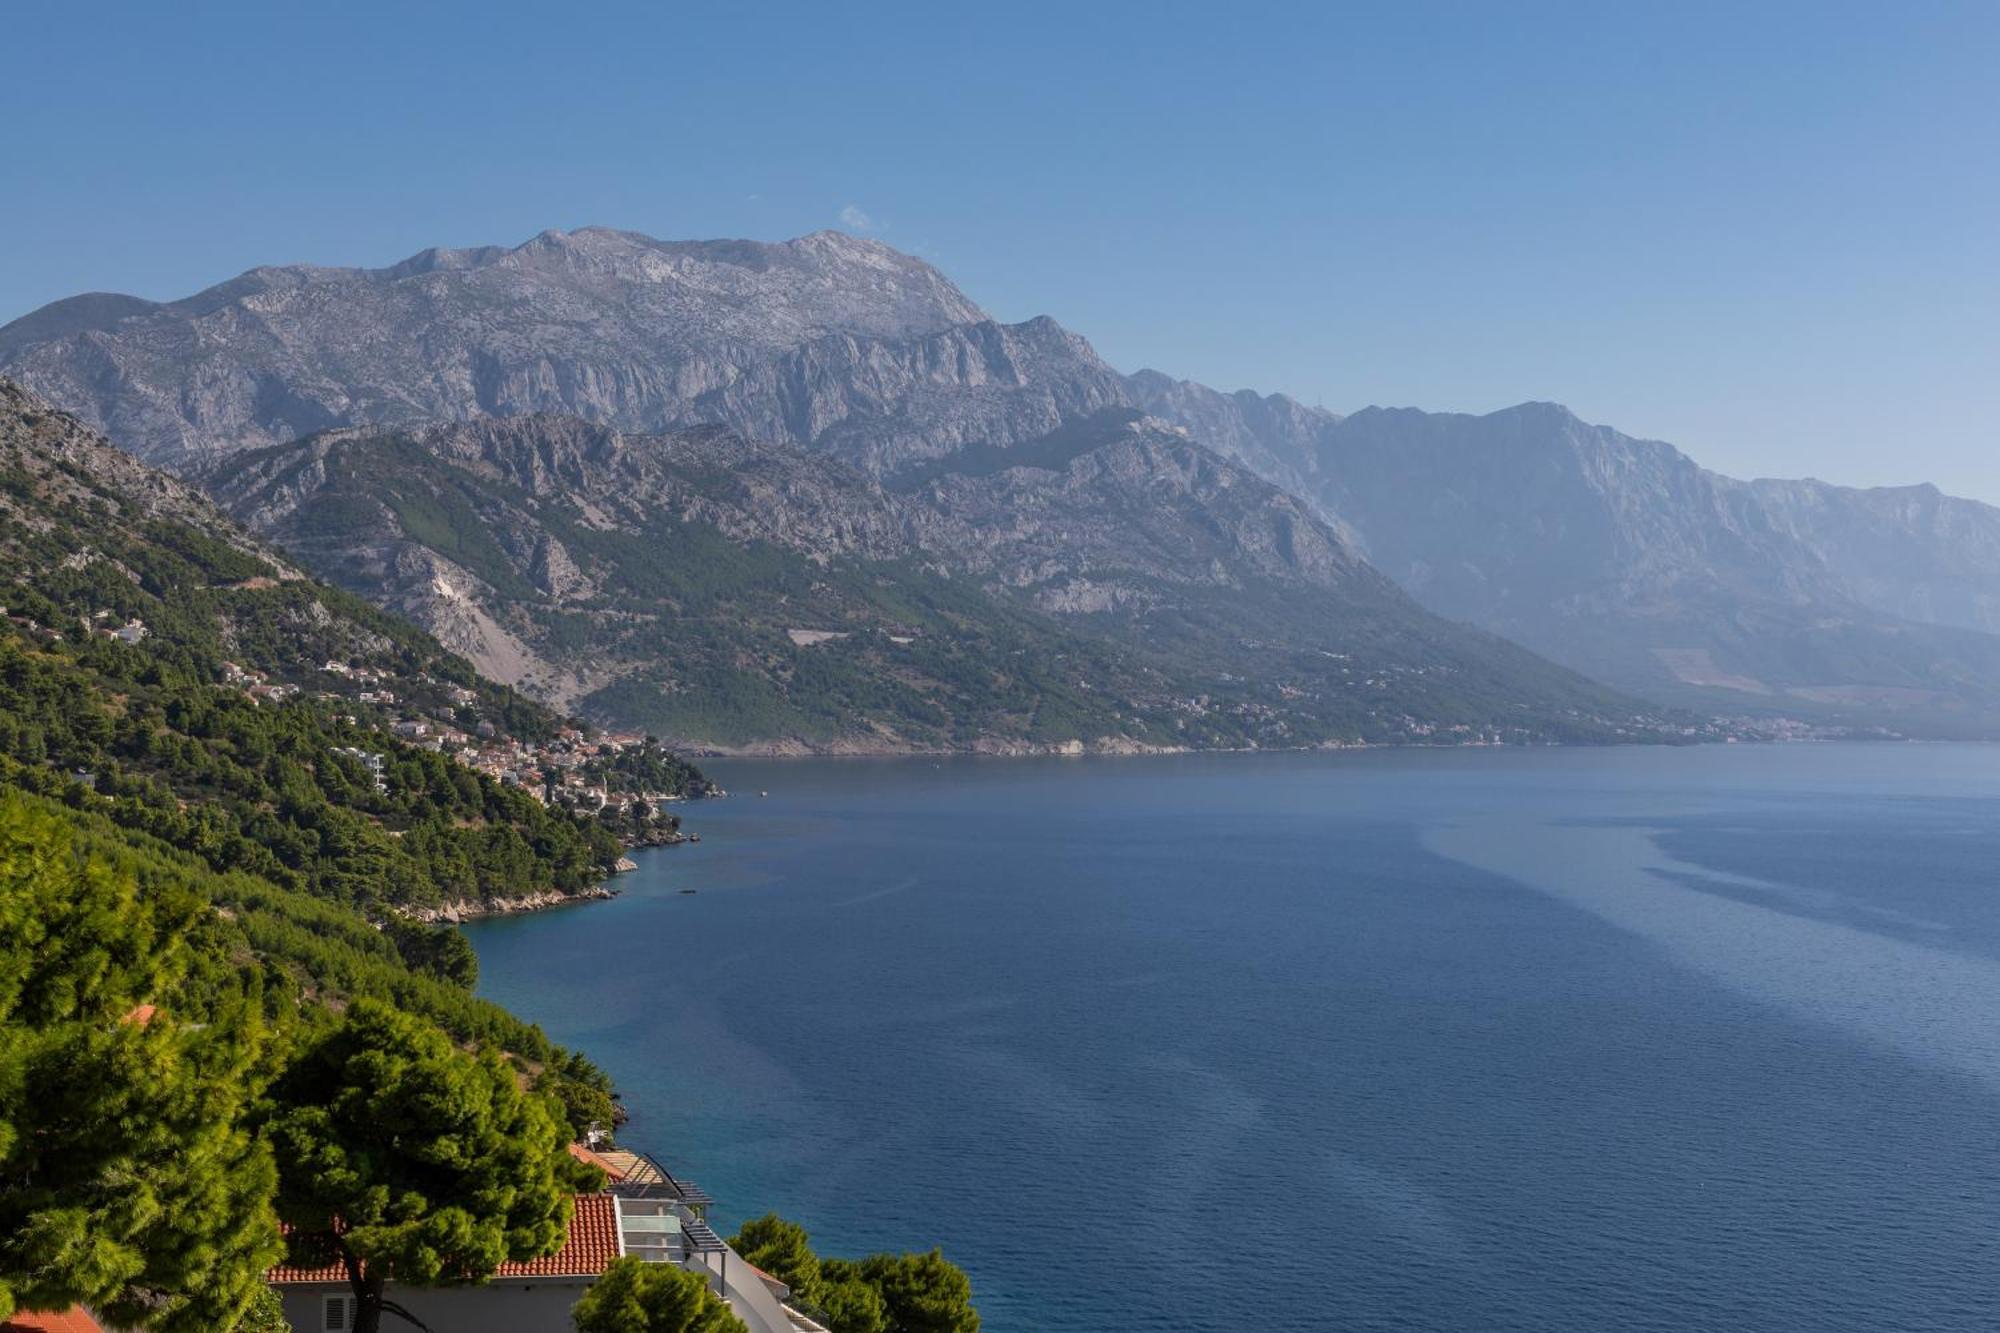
457 727 684 818
216 657 687 816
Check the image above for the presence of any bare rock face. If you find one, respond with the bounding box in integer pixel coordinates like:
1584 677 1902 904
0 228 992 467
204 409 1378 625
1748 477 2000 638
14 225 2000 738
0 380 290 570
202 408 1679 751
1178 398 2000 732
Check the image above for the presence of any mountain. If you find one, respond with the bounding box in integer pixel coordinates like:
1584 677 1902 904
11 224 1997 736
201 408 1692 751
1748 477 2000 637
0 228 1076 469
1131 397 2000 733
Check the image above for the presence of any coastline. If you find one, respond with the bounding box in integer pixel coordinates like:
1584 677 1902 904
413 817 705 923
424 733 1906 926
683 735 1479 760
406 884 618 923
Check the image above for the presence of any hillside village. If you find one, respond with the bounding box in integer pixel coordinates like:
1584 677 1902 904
213 647 715 829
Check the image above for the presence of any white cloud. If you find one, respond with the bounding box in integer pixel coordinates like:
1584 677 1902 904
838 204 875 232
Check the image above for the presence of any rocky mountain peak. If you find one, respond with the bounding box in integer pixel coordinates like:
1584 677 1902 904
0 227 997 464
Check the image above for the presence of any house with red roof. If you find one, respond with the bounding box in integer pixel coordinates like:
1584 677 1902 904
0 1309 103 1333
270 1148 813 1333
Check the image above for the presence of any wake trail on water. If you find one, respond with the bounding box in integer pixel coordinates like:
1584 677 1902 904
835 876 921 907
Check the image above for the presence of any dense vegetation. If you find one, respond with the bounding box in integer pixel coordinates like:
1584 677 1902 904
573 1258 748 1333
731 1215 979 1333
0 634 624 910
0 795 279 1332
0 387 978 1333
0 392 664 915
0 792 605 1332
226 427 1698 752
0 412 628 1325
268 999 603 1333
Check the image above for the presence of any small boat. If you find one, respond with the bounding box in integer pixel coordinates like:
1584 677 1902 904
759 790 769 797
679 888 698 895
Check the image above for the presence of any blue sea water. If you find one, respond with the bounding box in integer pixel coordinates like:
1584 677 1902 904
464 745 2000 1331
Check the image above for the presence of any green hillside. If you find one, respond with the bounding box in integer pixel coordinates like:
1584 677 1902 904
215 420 1705 752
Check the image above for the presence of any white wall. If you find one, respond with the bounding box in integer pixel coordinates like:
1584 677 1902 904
278 1279 592 1333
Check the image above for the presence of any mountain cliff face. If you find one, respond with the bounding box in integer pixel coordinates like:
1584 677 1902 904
0 229 987 466
9 225 2000 736
0 379 614 750
1123 369 1340 506
1175 401 2000 732
203 410 1684 752
1748 478 2000 638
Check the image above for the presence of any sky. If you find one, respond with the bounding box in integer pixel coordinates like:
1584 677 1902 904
6 1 1998 497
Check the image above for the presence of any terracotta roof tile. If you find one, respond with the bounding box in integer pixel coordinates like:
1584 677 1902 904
269 1194 620 1284
496 1195 621 1278
265 1250 348 1285
567 1142 627 1181
0 1309 105 1333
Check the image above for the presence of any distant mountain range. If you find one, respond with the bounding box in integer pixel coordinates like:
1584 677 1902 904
198 407 1677 751
4 226 1997 738
1127 392 2000 733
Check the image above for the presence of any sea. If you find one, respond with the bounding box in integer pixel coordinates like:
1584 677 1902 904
463 744 2000 1331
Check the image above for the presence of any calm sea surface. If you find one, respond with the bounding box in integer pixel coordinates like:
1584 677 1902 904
465 745 2000 1331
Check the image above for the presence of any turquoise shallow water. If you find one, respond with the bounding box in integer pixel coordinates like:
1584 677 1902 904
465 745 2000 1331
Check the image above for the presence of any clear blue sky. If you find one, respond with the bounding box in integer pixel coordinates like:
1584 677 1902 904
7 1 1997 497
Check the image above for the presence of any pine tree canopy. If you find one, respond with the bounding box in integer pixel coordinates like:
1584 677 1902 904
0 794 281 1332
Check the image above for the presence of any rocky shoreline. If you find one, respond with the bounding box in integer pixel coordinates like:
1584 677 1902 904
685 734 1396 759
405 884 619 923
409 824 703 923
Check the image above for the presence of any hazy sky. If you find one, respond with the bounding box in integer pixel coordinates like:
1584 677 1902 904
7 1 1997 497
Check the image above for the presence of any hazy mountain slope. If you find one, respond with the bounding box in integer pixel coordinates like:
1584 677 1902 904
204 410 1691 752
1749 477 2000 637
1123 369 1341 506
1252 402 2000 732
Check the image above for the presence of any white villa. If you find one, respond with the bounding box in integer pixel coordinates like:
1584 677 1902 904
269 1145 825 1333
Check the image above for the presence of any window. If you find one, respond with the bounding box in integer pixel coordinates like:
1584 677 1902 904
323 1294 357 1332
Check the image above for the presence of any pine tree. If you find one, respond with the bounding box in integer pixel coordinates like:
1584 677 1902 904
728 1214 823 1307
263 998 577 1333
841 1252 979 1333
0 795 282 1331
571 1256 747 1333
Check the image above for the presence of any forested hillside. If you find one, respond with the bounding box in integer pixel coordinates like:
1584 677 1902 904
0 380 704 912
206 410 1705 752
0 382 977 1333
0 387 686 1326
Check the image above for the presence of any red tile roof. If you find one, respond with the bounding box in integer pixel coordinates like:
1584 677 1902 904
0 1309 105 1333
567 1142 627 1181
495 1195 621 1278
268 1194 621 1284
